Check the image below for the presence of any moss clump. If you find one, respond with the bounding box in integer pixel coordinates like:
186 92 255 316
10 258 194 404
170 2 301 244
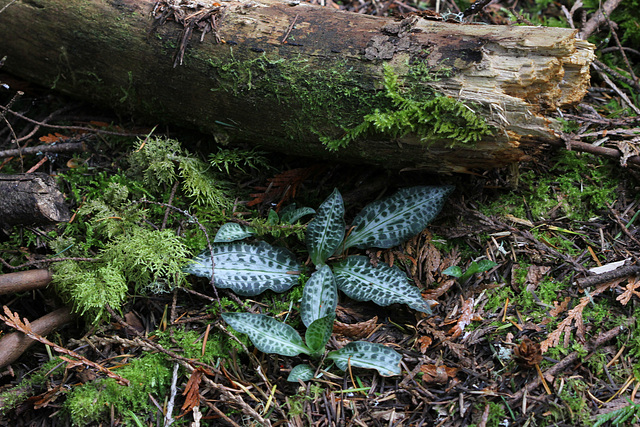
48 137 242 323
0 358 66 417
321 64 493 150
156 326 248 365
207 52 491 149
63 353 171 426
483 151 618 222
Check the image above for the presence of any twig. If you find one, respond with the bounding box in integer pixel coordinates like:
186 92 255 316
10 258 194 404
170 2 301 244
164 363 180 427
202 400 243 427
544 138 640 168
593 59 640 96
606 202 640 249
0 105 147 137
0 269 52 295
281 14 299 43
0 141 87 159
0 0 18 14
578 0 624 40
0 306 129 385
0 257 98 271
509 320 633 401
576 262 640 288
602 9 638 87
518 230 590 274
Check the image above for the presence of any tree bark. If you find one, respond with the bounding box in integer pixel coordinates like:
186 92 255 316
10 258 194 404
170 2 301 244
0 0 595 173
0 173 70 227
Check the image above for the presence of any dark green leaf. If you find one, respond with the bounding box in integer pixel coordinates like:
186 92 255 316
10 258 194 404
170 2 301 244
305 189 345 265
342 186 454 250
327 341 402 376
184 241 301 296
222 312 310 356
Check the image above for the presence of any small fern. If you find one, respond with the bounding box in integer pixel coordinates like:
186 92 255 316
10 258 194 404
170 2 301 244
128 137 231 208
593 399 640 427
52 228 190 322
322 64 492 150
208 147 270 174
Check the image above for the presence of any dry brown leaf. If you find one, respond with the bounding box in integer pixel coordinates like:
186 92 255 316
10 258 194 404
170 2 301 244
39 133 67 144
524 265 551 292
247 165 324 209
416 336 433 354
0 306 130 386
448 298 478 339
616 276 640 305
549 297 571 317
333 316 379 340
181 368 204 414
420 364 458 384
540 279 624 353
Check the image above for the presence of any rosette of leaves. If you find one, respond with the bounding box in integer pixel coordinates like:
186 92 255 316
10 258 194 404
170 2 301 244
186 185 453 381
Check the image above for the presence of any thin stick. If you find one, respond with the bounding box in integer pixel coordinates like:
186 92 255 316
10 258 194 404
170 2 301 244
0 141 87 159
281 14 299 44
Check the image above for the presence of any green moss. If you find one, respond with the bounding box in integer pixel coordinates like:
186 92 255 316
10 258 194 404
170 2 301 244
483 151 618 223
321 64 493 150
206 52 491 149
0 358 65 416
63 353 171 426
473 402 508 427
557 378 592 426
156 326 247 365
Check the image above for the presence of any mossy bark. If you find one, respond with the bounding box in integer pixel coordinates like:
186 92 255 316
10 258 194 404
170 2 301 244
0 0 594 172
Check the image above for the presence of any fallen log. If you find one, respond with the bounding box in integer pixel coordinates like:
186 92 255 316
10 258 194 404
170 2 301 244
0 0 595 173
0 173 70 227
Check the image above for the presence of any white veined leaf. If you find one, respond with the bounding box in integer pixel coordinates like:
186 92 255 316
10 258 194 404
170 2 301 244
287 364 315 382
327 341 402 376
280 204 316 224
342 185 454 250
300 265 338 328
333 256 432 314
222 312 310 357
305 315 334 354
214 222 255 243
305 188 345 265
184 241 301 296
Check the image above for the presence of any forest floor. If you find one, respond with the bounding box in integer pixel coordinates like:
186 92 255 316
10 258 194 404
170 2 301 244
1 0 640 426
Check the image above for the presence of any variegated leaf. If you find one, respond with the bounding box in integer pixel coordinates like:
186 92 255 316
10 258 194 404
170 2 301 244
280 204 316 224
222 312 310 356
342 185 454 250
214 222 255 243
305 315 334 354
327 341 402 376
287 364 315 382
333 256 432 314
184 241 301 296
305 189 345 265
300 265 338 328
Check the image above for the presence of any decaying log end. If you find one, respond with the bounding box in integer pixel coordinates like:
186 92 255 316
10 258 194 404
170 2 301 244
0 174 71 227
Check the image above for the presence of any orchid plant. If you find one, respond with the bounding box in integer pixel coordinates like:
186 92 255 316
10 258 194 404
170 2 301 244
185 185 453 381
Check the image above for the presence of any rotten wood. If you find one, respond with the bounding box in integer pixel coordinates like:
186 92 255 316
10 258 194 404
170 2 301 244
0 0 595 172
0 173 70 227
